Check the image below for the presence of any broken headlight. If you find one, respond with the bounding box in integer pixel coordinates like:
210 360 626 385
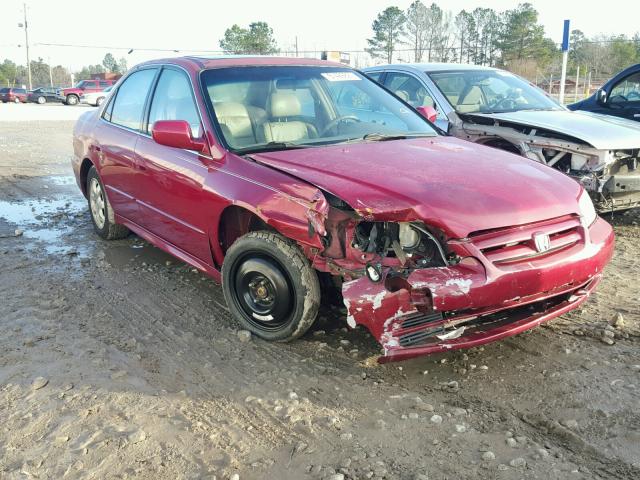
353 221 447 266
398 222 420 249
578 189 597 226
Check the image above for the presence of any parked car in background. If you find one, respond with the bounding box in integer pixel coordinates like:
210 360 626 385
0 87 28 103
59 79 116 105
80 86 113 106
569 64 640 123
27 87 62 104
363 64 640 212
71 56 613 362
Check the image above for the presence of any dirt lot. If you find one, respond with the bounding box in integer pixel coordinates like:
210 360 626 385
0 103 639 480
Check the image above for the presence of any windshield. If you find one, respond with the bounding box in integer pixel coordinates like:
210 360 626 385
429 69 561 114
200 66 437 153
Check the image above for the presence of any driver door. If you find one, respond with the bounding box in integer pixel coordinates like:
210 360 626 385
605 72 640 121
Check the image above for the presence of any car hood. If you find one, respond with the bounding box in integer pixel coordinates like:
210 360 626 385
250 136 582 239
467 110 640 150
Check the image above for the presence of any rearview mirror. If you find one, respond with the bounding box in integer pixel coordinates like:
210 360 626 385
152 120 206 152
416 105 438 123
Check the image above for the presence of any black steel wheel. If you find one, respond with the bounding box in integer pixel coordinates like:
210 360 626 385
222 231 320 342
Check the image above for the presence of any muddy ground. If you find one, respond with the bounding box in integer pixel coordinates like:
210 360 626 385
0 104 639 480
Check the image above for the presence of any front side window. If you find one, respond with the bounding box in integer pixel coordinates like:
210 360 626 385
610 72 640 104
109 69 156 130
200 66 437 152
147 69 201 137
99 81 111 88
429 70 561 114
383 72 437 110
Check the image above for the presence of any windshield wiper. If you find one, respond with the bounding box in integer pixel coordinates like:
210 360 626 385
235 141 309 155
362 133 408 142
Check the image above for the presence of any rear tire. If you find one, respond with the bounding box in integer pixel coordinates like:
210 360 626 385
222 231 320 342
96 96 105 106
86 166 129 240
37 96 46 104
66 94 79 105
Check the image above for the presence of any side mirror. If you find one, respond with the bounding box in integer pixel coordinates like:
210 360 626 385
597 89 607 105
416 105 438 123
152 120 206 152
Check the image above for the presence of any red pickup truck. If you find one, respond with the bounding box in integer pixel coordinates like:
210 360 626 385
59 79 117 105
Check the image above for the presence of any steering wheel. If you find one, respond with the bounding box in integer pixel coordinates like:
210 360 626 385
626 91 640 101
490 96 518 111
320 115 360 136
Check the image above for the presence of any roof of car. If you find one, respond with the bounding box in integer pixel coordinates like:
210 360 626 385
137 55 346 71
364 63 500 73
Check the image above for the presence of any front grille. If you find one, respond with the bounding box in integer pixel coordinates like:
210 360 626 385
400 311 444 329
470 215 582 265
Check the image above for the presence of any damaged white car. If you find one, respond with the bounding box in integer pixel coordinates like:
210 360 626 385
363 64 640 212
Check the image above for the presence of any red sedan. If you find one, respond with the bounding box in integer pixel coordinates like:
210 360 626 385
72 56 614 362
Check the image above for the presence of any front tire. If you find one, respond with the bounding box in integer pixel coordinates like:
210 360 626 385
96 96 105 106
66 94 79 105
37 96 46 104
14 97 20 104
87 166 129 240
222 231 320 342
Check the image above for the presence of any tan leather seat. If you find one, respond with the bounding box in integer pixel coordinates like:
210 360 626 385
262 91 316 143
214 102 256 147
456 86 484 113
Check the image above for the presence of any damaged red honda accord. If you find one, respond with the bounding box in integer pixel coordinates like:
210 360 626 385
72 56 614 362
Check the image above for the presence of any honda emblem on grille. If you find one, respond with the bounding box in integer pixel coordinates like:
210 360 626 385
532 232 551 253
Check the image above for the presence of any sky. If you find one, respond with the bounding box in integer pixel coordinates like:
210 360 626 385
0 0 638 71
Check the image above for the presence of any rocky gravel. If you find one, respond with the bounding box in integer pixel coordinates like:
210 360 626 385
0 112 639 479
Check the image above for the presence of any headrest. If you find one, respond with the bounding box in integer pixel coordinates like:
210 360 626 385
269 91 301 117
214 102 252 137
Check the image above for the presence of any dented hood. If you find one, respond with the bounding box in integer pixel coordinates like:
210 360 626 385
468 110 640 150
250 136 582 238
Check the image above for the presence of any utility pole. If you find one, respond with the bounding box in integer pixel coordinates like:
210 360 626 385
18 3 32 90
559 19 570 104
295 36 299 57
574 66 580 102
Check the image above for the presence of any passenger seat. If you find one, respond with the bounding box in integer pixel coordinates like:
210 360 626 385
262 92 317 143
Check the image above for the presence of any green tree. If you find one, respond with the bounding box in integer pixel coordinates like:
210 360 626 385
366 6 406 63
102 53 119 73
405 0 429 62
499 3 556 67
117 57 128 74
0 59 18 86
219 22 278 55
76 64 105 81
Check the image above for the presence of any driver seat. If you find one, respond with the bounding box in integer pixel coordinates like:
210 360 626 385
262 91 317 143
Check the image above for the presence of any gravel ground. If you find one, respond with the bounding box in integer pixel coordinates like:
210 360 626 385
0 105 639 479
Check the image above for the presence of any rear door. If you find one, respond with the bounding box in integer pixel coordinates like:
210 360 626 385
94 68 158 221
133 66 212 262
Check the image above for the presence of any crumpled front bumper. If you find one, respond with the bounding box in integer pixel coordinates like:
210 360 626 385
342 217 614 362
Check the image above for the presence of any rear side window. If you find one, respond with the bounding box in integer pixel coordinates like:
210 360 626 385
109 69 157 130
99 81 110 88
147 68 201 136
15 88 26 94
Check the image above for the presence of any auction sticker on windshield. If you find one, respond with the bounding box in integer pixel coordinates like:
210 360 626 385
321 72 360 82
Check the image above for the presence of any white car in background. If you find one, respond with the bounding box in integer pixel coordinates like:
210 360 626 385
80 86 112 107
363 63 640 212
